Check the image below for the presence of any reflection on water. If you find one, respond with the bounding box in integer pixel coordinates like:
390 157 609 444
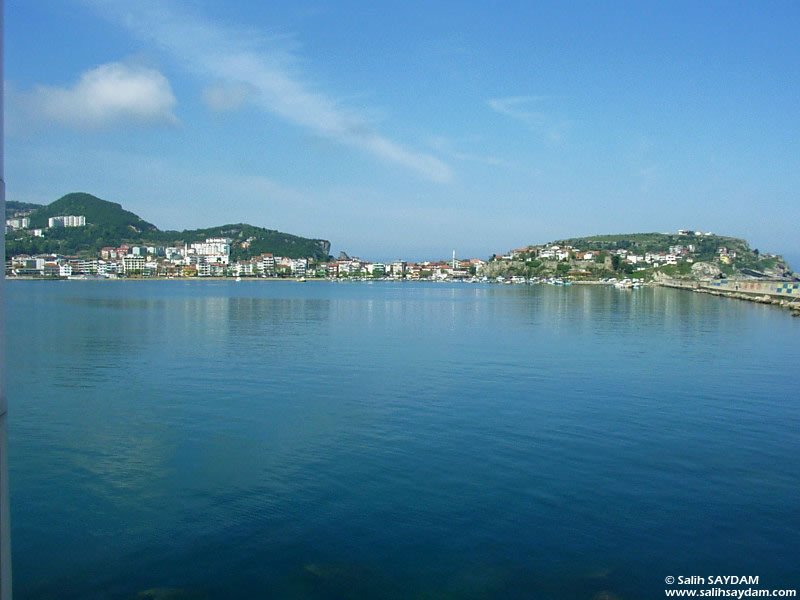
6 281 800 599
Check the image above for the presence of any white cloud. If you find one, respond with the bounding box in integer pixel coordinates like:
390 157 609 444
87 1 453 183
488 96 569 142
427 135 512 168
32 61 178 129
202 83 254 112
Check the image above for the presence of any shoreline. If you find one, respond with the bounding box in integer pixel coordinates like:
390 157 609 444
689 286 800 317
658 279 800 317
6 276 319 282
8 275 800 316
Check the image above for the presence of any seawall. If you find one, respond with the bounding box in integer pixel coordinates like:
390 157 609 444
659 278 800 316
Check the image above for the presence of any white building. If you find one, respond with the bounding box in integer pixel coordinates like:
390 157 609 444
234 261 255 276
70 258 98 274
12 256 45 276
97 261 121 276
367 262 385 275
191 238 231 256
290 258 308 276
6 217 30 229
190 238 231 265
391 261 407 278
165 247 184 261
259 254 276 275
122 255 146 273
48 215 86 228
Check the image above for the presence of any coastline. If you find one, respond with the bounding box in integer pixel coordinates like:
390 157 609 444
658 278 800 317
690 287 800 317
8 275 799 316
5 276 319 282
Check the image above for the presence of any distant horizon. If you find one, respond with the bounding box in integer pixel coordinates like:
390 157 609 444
8 190 797 268
7 191 799 269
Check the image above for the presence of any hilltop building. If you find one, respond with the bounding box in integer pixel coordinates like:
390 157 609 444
6 217 30 230
48 215 86 228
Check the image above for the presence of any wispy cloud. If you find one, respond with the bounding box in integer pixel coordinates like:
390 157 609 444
427 135 512 168
86 1 453 183
639 164 660 193
26 61 178 129
202 83 255 112
488 96 570 142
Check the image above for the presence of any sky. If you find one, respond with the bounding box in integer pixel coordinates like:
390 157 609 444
5 0 800 263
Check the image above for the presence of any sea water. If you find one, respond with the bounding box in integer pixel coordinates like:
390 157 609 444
6 281 800 599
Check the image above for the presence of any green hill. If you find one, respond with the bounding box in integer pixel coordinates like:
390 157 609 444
553 231 751 262
488 231 793 280
6 201 44 214
150 223 332 261
6 192 332 261
552 232 794 278
27 192 157 232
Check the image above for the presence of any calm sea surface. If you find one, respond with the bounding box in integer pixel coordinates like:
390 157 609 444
6 280 800 599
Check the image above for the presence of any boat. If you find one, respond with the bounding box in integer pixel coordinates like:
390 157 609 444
67 274 106 280
615 279 643 289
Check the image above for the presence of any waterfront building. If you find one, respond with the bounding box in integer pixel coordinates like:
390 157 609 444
97 261 120 276
259 254 276 275
234 261 255 276
69 258 98 274
122 255 146 273
368 263 385 276
390 261 407 278
290 258 307 276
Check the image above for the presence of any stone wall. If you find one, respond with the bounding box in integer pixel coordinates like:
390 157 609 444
659 278 800 316
703 279 800 299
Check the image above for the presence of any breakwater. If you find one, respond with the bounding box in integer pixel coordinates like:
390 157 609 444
660 278 800 316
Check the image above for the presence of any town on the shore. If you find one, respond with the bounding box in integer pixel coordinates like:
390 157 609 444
6 211 752 284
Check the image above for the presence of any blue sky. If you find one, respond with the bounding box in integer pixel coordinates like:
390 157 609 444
5 1 800 263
